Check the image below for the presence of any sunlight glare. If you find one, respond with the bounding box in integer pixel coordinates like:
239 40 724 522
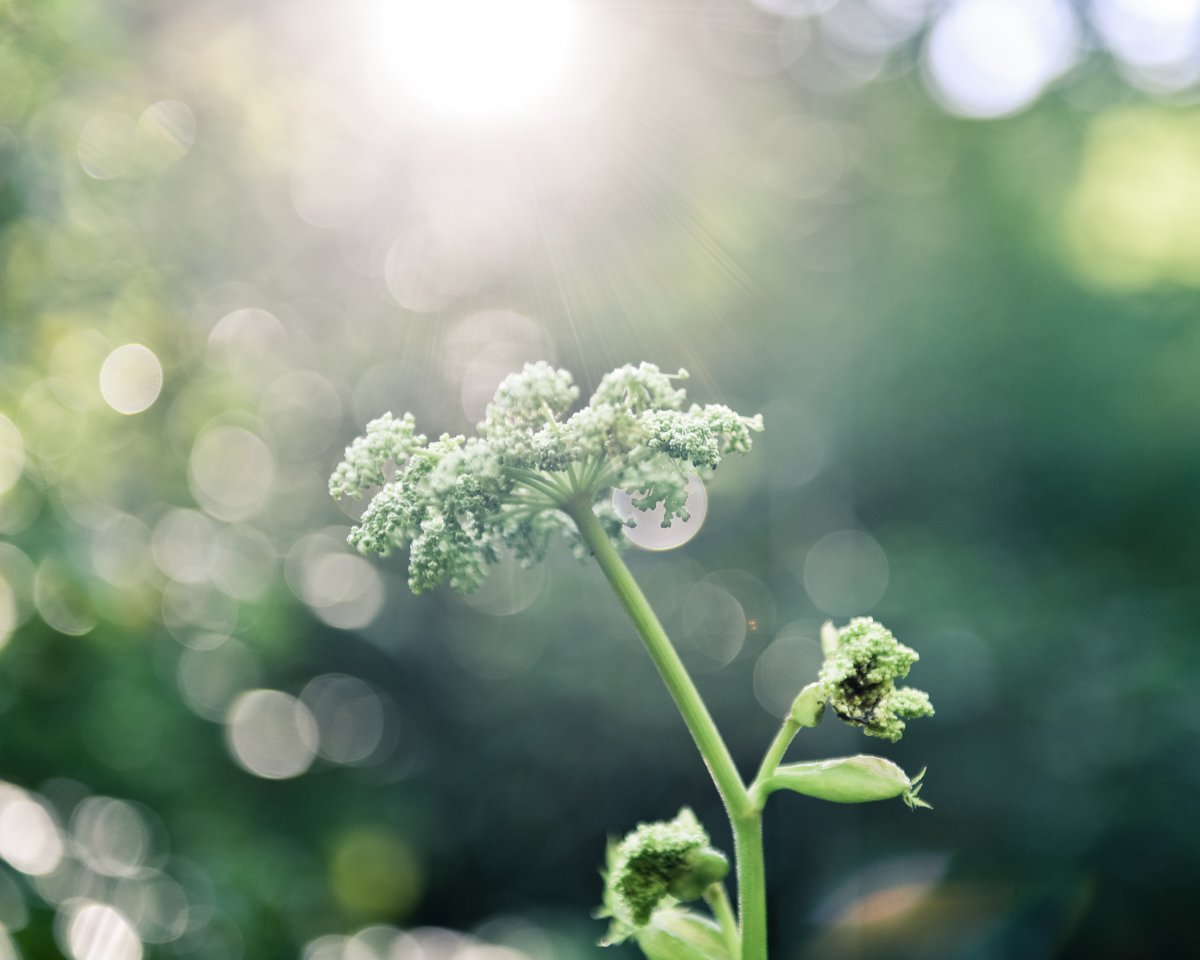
373 0 580 123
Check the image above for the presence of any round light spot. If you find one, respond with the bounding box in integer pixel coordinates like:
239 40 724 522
459 558 545 616
110 874 189 944
753 622 823 718
187 425 274 522
301 675 387 765
177 636 262 722
207 308 288 370
77 113 137 179
923 0 1078 119
802 530 889 616
90 512 153 589
0 785 64 876
0 545 35 630
680 582 747 667
0 577 14 651
34 559 95 637
65 901 142 960
225 690 318 780
136 100 195 166
99 345 163 415
71 797 151 879
150 509 215 584
613 475 708 552
209 525 276 602
0 415 25 495
300 553 385 631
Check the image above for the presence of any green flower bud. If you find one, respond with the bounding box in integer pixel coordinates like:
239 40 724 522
818 617 934 741
666 848 730 902
605 808 729 929
763 755 930 808
788 681 826 728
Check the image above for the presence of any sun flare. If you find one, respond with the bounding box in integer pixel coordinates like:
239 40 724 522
372 0 581 124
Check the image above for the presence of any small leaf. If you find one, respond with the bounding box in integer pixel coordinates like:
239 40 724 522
763 755 928 806
634 908 731 960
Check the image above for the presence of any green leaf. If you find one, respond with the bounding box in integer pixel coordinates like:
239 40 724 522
634 908 731 960
762 755 930 808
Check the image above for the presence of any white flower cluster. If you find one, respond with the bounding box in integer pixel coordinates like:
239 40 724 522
329 362 763 594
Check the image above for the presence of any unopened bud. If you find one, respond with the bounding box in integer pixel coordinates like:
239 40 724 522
789 681 826 728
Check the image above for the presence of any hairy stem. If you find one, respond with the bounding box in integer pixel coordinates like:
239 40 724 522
705 883 741 960
749 718 801 810
733 815 766 960
567 502 767 960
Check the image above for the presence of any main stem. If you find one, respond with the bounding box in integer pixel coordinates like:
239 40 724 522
567 503 768 960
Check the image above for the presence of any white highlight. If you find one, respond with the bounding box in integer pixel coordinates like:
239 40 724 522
225 689 318 780
370 0 581 122
613 475 708 552
66 901 142 960
99 345 163 415
924 0 1078 119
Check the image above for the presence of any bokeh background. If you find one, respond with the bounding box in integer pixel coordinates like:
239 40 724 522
1 0 1198 958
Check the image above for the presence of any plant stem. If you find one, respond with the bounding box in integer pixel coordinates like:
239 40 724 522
705 883 741 960
567 502 768 960
567 503 750 815
749 718 800 809
733 815 766 960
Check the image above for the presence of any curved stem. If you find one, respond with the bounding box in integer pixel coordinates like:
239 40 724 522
567 502 751 817
749 718 801 810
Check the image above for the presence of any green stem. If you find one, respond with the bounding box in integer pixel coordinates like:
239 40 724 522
749 718 801 809
705 883 741 959
567 502 767 960
733 816 766 960
567 503 750 815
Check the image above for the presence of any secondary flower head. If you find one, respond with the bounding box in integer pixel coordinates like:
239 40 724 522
330 362 763 594
600 807 729 939
817 617 934 742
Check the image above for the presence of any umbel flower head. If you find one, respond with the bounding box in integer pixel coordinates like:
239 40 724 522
330 362 763 594
817 617 934 742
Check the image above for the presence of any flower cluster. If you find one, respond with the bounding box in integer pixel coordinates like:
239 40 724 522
600 807 729 941
817 618 934 742
329 362 763 594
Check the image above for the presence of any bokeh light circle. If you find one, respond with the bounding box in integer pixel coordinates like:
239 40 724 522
225 689 318 780
613 475 708 551
99 345 163 415
924 0 1078 119
802 529 889 615
65 901 142 960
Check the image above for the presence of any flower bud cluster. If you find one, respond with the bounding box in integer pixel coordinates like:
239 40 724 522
817 617 934 742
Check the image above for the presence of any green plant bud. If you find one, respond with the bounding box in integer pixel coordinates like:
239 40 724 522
666 847 730 902
763 755 930 808
818 617 934 741
605 808 730 928
789 681 826 728
634 908 731 960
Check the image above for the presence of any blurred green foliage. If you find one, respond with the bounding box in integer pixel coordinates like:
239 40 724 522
1 1 1199 959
